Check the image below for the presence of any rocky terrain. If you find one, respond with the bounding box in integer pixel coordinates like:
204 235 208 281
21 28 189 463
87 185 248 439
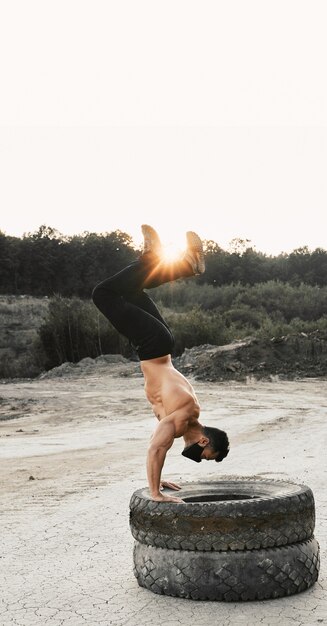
174 331 327 381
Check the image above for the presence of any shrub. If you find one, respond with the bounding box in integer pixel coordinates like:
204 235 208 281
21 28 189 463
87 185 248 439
152 280 327 321
38 296 130 370
164 307 230 355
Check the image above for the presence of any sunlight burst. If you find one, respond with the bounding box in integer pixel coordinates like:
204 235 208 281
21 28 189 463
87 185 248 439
161 243 184 262
159 232 186 262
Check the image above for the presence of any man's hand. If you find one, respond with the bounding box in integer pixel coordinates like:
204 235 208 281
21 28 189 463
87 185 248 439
152 493 184 503
160 480 181 491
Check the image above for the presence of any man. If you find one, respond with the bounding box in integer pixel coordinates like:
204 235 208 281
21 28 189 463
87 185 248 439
92 225 229 503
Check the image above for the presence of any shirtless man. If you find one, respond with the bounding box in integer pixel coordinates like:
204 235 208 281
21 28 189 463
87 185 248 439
92 225 229 503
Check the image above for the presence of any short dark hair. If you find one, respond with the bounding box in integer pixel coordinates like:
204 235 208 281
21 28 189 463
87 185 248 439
203 426 230 462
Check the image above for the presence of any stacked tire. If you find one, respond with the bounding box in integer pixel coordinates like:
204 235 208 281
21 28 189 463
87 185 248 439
129 478 320 601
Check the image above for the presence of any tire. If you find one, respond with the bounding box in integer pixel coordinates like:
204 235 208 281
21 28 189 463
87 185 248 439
133 537 320 601
129 479 315 551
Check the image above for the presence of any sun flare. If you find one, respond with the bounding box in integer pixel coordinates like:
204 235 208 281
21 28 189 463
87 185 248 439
157 232 186 262
161 242 184 262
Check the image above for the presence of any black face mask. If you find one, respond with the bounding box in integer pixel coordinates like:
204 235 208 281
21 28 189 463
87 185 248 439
181 442 203 463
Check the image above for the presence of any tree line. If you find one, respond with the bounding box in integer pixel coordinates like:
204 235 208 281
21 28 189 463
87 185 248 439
1 225 327 296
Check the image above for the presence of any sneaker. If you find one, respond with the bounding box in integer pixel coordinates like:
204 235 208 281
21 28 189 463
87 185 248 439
141 224 162 257
184 231 206 275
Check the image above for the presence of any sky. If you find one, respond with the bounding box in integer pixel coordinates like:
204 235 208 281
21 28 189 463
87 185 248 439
0 1 326 255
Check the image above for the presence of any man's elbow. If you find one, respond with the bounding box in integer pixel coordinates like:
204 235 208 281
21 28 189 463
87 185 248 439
147 444 168 458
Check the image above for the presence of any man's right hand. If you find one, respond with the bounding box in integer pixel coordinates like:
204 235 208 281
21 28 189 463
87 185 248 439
151 493 184 503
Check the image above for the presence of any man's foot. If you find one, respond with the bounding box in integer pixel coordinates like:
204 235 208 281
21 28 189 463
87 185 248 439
184 231 206 275
141 224 162 257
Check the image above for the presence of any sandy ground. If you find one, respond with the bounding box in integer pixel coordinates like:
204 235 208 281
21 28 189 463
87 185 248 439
0 359 326 626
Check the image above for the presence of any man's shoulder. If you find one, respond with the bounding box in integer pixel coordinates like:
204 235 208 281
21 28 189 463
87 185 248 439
166 402 200 434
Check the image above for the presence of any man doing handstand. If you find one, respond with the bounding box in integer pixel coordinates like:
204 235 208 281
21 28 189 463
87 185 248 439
92 225 229 503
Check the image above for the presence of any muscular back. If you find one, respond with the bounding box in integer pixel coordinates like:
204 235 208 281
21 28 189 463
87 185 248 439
141 356 200 421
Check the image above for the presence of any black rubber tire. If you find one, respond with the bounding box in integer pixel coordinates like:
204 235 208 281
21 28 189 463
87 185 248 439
133 537 320 601
129 479 315 552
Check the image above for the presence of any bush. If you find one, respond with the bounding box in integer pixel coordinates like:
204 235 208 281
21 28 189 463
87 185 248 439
163 307 230 355
38 296 130 370
152 280 327 321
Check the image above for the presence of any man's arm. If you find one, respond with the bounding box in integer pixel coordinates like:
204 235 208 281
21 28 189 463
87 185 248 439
147 413 187 503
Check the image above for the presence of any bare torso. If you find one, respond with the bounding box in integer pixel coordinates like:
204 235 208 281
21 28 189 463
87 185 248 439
141 356 200 424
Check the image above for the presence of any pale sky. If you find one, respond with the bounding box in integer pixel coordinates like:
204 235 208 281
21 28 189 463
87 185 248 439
0 1 326 255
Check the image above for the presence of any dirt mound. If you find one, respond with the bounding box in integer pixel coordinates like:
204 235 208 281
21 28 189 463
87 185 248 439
39 354 132 379
173 331 327 381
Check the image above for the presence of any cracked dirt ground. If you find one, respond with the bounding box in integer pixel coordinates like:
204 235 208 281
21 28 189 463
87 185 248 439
0 361 326 625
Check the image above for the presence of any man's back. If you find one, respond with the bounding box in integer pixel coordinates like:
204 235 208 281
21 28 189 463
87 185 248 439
141 356 200 420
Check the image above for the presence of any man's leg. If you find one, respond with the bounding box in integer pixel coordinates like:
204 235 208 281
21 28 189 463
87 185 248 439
92 254 191 360
128 290 170 331
94 252 194 295
92 225 205 360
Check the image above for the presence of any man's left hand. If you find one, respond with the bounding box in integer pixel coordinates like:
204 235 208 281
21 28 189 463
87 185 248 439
160 480 181 491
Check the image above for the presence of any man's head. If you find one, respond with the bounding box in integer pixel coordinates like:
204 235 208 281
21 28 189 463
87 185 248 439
182 426 229 463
